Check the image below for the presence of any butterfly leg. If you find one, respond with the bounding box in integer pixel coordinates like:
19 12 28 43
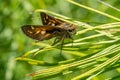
52 36 65 54
70 37 74 47
59 34 66 54
56 34 67 60
52 37 61 46
67 33 74 47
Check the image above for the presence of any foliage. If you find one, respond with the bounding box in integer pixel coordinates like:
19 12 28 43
1 0 120 80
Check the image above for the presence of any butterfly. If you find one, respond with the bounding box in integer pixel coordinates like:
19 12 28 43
21 12 76 50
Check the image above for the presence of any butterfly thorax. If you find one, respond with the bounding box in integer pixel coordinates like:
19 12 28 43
57 23 76 35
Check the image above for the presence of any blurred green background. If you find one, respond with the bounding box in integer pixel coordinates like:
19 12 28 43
1 0 120 80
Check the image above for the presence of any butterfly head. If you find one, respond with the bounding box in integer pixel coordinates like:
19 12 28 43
58 23 76 35
67 24 76 35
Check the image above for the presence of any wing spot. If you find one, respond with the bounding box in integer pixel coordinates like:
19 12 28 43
46 16 48 19
28 30 33 34
44 18 47 23
41 30 46 35
48 22 51 25
34 30 41 35
31 26 35 30
51 23 55 26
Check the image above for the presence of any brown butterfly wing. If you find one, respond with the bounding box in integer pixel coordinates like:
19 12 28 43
40 12 77 33
21 25 64 41
40 12 63 26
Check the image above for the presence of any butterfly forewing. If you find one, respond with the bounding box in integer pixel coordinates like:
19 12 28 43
21 25 64 41
40 12 63 26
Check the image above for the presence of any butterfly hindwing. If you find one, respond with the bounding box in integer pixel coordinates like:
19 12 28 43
21 25 64 41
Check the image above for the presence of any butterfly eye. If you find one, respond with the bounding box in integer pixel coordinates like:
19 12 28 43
68 29 74 32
